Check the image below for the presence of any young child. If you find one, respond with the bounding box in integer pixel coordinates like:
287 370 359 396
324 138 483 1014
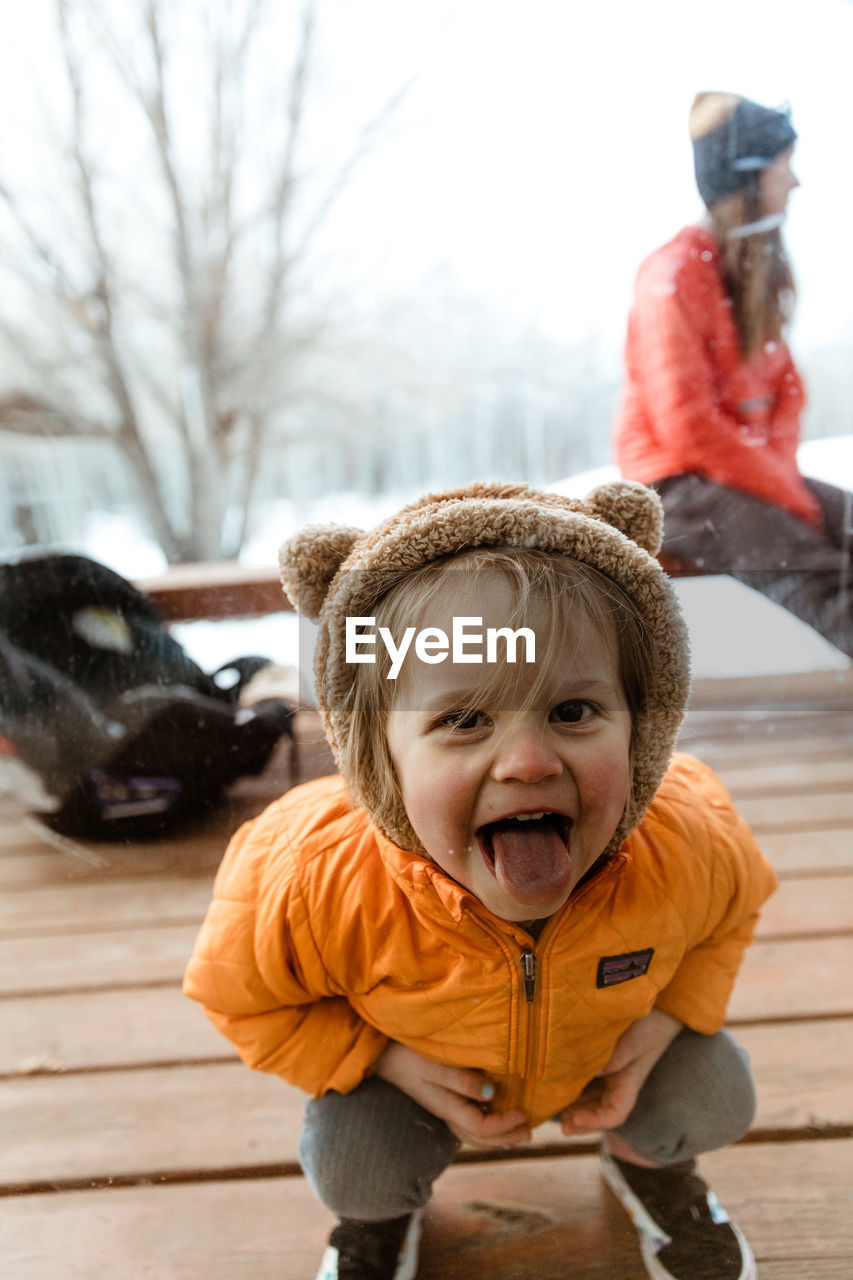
185 480 776 1280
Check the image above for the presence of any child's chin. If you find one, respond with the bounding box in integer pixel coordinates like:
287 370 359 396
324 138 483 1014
493 889 569 923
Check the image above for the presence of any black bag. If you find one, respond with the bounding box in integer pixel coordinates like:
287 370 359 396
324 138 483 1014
0 553 295 839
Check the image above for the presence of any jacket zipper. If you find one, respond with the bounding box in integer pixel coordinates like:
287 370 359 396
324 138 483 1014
473 872 624 1112
520 949 537 1004
517 946 540 1099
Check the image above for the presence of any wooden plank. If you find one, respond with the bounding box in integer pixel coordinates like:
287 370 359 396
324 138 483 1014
682 717 853 755
0 875 214 937
757 828 853 878
735 789 853 832
2 1141 852 1279
730 936 853 1021
688 667 853 706
0 923 199 996
681 729 853 762
0 1062 303 1188
0 800 251 877
713 757 853 796
137 561 289 621
3 1018 852 1189
761 1267 852 1279
680 720 853 759
0 840 225 890
0 1173 330 1280
0 803 255 873
0 811 46 853
739 1019 853 1136
1 986 229 1076
756 874 853 939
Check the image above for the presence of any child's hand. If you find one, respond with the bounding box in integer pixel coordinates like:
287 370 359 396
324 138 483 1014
559 1008 683 1136
374 1041 531 1149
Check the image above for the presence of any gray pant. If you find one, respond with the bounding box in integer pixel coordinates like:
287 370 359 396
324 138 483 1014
654 473 852 658
298 1029 756 1221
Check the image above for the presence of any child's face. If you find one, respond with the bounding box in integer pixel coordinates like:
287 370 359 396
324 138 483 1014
385 574 632 922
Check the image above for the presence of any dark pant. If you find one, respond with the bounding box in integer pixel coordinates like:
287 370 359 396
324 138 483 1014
652 474 852 659
298 1029 756 1222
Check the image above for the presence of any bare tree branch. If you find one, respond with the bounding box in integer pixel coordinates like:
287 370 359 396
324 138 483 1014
0 175 87 317
0 391 111 439
289 72 416 266
54 2 156 457
257 0 316 342
0 0 413 562
197 2 266 422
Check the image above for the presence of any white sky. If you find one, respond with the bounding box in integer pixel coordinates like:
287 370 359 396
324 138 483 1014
319 0 853 349
2 0 852 351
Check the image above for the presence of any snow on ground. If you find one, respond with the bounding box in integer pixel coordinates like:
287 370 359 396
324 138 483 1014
799 434 853 485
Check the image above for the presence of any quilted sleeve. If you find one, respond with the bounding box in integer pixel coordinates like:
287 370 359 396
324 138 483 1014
183 813 388 1097
653 761 778 1034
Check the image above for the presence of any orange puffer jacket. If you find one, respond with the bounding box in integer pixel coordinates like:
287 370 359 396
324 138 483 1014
614 225 822 529
184 753 777 1128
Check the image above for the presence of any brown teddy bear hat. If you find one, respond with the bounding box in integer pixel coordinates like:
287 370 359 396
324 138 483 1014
279 480 691 855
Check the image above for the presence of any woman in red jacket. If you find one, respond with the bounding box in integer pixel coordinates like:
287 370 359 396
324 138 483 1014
614 92 852 659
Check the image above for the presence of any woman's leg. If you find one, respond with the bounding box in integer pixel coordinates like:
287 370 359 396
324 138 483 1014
607 1028 756 1165
299 1077 460 1221
653 473 852 658
804 476 853 553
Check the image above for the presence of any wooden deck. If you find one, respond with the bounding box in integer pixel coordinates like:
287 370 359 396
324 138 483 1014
3 676 853 1278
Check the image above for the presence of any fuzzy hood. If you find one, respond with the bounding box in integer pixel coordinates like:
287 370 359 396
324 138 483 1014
279 480 691 853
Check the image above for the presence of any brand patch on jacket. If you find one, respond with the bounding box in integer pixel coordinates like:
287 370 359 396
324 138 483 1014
597 948 655 988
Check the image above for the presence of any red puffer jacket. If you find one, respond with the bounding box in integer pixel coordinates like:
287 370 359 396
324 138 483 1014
184 754 777 1128
614 225 822 528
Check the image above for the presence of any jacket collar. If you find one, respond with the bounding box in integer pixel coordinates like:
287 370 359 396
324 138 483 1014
372 826 621 947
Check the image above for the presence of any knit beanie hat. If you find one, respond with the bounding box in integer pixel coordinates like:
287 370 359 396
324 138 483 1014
279 480 691 855
690 91 797 208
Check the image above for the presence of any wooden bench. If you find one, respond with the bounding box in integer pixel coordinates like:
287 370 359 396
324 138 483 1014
138 561 291 621
136 552 700 624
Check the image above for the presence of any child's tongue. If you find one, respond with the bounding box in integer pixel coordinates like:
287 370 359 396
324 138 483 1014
485 817 572 907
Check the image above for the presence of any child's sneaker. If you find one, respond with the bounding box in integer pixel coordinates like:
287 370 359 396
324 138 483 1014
600 1143 757 1280
314 1211 421 1280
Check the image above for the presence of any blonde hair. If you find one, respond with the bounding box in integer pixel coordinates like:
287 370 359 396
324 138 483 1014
338 547 657 847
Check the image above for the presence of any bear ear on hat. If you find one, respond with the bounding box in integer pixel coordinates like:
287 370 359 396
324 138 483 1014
278 524 362 620
583 481 663 556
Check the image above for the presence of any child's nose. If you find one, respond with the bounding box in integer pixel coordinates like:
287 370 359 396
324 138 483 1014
491 729 562 784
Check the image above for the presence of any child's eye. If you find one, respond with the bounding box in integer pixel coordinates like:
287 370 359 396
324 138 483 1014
552 700 595 724
437 709 490 732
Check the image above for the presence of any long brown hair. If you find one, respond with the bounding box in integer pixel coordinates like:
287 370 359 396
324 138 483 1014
708 185 796 361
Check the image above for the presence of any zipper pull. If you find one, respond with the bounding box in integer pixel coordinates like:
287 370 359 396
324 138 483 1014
520 949 537 1004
